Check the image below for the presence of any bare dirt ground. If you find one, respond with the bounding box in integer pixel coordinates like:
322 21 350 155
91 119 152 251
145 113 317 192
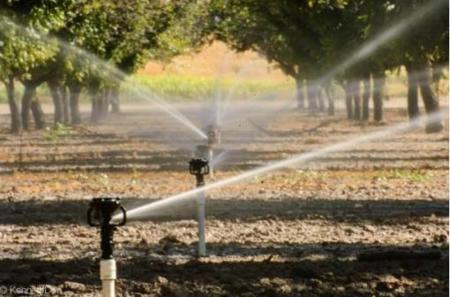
0 101 448 297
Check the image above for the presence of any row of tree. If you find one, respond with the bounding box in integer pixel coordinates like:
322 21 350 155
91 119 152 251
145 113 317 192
207 0 448 132
0 0 448 134
0 0 205 133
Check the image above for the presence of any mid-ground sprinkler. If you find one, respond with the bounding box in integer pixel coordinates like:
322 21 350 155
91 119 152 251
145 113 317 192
123 110 448 222
87 198 127 297
189 158 209 257
206 125 221 177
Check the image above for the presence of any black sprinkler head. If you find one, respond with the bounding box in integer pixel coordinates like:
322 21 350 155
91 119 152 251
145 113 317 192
189 158 209 175
87 198 127 259
189 158 209 185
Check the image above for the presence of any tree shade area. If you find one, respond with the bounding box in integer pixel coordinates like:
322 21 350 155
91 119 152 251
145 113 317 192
0 1 448 297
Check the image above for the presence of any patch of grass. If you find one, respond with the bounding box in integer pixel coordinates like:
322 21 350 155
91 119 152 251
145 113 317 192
123 74 294 101
44 123 73 141
295 170 329 179
92 173 110 189
375 169 433 182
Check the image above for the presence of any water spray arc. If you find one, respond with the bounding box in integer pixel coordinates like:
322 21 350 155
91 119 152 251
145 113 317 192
318 0 446 86
87 198 127 297
121 110 448 221
241 0 448 126
109 0 449 223
213 3 450 151
189 158 210 257
0 16 207 140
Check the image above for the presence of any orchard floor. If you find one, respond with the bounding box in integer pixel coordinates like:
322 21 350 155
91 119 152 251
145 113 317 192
0 101 448 297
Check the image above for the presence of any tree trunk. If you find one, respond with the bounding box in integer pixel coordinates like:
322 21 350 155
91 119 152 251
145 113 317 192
21 84 36 130
406 65 420 120
90 87 101 122
362 74 371 121
306 82 318 112
431 64 442 95
48 81 64 125
69 83 82 125
111 86 121 113
295 79 305 109
317 87 325 112
323 81 335 116
372 70 385 122
351 80 361 120
100 88 110 117
31 99 45 129
418 65 443 133
325 85 335 116
5 78 21 133
91 94 99 122
61 86 70 124
344 81 353 119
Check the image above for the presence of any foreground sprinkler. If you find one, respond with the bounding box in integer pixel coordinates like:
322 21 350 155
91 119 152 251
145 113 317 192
87 198 127 297
189 158 209 257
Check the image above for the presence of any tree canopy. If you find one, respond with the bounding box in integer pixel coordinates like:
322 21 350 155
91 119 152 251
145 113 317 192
0 0 448 133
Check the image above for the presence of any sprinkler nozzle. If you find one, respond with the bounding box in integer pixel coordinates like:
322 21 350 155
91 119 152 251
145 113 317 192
189 158 209 185
87 198 127 259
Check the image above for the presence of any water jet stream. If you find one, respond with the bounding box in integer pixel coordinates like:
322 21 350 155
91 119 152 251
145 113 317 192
213 62 448 158
120 110 447 221
209 52 232 128
316 0 447 86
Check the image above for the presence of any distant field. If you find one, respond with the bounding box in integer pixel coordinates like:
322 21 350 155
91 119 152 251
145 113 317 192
124 74 294 101
0 41 447 103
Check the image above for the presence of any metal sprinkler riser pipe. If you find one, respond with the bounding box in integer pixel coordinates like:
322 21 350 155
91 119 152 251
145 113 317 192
189 158 209 257
206 125 221 147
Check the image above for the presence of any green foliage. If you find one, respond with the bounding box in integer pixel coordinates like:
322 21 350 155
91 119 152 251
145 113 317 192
0 0 448 118
208 0 449 82
124 74 294 101
0 0 206 91
44 122 73 140
375 169 432 182
0 14 59 81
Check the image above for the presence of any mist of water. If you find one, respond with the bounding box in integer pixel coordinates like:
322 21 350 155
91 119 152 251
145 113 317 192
217 61 259 125
126 82 207 139
210 53 233 128
119 109 447 221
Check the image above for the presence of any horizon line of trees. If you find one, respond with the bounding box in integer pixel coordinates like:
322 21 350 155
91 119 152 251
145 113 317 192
0 0 448 134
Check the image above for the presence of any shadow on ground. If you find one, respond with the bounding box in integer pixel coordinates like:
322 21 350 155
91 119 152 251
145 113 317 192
0 243 447 297
0 198 447 226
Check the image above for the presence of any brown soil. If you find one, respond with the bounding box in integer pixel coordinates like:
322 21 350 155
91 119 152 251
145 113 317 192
0 103 448 297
